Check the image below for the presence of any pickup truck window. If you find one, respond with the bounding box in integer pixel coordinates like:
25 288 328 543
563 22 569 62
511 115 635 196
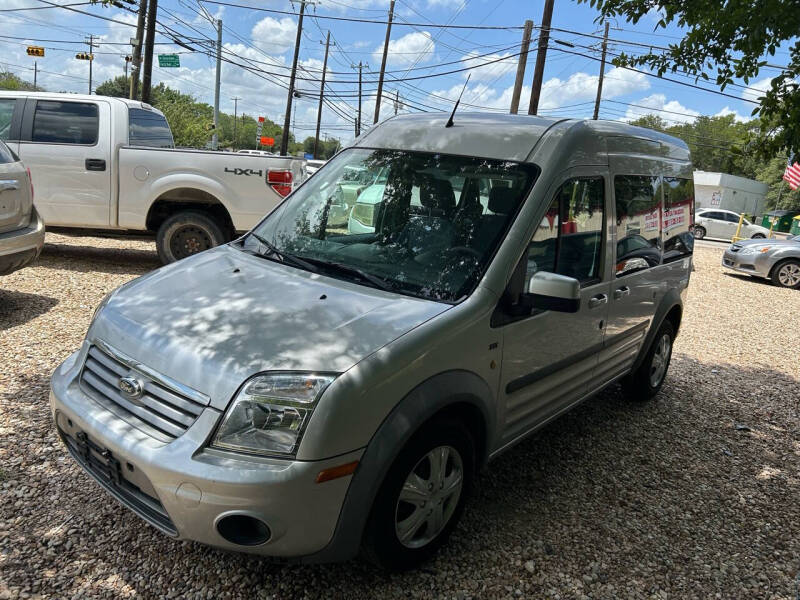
128 108 174 148
0 99 14 140
248 148 537 302
32 100 98 145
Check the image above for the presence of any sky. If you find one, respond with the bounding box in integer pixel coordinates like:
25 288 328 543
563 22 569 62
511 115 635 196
0 0 793 145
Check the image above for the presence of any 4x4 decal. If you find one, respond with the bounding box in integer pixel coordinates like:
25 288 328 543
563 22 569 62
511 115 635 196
224 167 263 177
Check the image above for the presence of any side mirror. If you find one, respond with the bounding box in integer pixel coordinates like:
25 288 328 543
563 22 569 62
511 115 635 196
525 271 581 313
616 257 649 277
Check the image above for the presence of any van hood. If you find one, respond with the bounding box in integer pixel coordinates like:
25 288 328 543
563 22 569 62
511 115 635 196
88 245 449 410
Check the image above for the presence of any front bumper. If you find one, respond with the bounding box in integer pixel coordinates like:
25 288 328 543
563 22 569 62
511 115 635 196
721 249 772 278
50 346 361 558
0 208 45 275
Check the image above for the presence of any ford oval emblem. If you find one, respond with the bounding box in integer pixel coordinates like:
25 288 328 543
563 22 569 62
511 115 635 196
118 375 144 399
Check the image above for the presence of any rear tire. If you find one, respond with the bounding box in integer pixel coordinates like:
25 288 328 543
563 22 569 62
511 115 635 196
622 320 675 401
693 225 706 240
156 210 228 264
771 259 800 289
362 418 474 571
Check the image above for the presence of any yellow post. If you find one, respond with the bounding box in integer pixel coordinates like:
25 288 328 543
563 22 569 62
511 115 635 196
768 220 775 239
732 213 745 242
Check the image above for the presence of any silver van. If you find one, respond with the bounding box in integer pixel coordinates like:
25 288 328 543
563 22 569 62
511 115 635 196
50 114 694 569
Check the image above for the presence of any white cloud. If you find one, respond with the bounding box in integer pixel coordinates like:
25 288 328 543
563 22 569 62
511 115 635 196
714 106 751 123
741 76 773 103
622 93 700 124
251 16 298 55
459 51 516 82
373 31 435 69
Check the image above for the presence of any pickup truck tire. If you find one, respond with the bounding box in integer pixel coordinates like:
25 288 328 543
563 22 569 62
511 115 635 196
156 211 228 264
362 418 474 571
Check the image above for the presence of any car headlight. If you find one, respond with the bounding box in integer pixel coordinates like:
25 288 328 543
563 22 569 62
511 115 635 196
211 373 337 457
739 246 772 255
737 247 755 255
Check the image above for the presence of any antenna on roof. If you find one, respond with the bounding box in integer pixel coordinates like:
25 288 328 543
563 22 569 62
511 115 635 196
445 74 470 128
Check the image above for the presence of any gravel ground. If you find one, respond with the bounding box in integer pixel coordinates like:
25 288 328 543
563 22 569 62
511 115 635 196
1 233 799 599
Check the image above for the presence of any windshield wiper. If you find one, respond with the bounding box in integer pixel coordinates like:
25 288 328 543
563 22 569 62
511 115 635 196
299 256 395 292
246 232 319 273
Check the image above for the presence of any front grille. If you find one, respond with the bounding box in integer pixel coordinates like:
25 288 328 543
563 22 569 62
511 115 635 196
80 344 208 443
59 428 177 536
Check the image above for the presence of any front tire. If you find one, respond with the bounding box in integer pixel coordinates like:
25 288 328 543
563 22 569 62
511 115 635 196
622 320 675 401
156 210 228 264
362 418 474 571
771 259 800 289
693 225 706 240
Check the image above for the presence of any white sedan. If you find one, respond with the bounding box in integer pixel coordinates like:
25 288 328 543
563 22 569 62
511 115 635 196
694 209 770 241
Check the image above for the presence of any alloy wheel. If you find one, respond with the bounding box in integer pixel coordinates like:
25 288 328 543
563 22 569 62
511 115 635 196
778 263 800 287
394 445 464 549
649 333 672 388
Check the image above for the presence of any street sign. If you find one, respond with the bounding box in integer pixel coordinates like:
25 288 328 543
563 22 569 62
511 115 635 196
261 136 274 146
26 46 45 57
304 153 314 159
256 117 265 145
158 54 180 68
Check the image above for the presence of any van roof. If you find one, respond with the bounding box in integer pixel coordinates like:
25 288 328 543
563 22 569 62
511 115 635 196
0 91 164 115
354 112 690 165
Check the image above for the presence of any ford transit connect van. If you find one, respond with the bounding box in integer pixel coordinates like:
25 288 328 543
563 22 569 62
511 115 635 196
50 114 694 570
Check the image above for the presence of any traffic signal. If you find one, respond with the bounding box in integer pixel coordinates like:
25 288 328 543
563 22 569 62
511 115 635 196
125 55 132 63
26 46 45 57
75 52 94 61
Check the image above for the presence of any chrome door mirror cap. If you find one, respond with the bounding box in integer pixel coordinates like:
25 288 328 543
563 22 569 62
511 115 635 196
525 271 581 313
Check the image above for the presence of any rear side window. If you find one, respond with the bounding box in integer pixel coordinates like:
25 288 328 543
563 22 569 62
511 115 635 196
614 175 661 276
662 177 694 262
32 101 98 145
0 99 15 140
526 177 605 285
128 108 174 148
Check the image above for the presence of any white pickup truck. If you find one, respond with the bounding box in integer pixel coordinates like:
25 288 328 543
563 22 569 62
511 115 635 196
0 92 306 262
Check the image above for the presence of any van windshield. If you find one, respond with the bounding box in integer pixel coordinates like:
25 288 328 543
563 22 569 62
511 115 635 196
247 148 537 302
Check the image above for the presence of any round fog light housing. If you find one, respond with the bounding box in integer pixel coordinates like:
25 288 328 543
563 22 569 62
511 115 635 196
216 514 271 546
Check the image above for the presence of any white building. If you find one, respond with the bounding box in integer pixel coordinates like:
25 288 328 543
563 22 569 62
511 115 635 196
694 171 769 217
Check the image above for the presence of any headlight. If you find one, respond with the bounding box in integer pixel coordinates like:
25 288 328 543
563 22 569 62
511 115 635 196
211 373 337 457
739 246 772 255
737 247 755 255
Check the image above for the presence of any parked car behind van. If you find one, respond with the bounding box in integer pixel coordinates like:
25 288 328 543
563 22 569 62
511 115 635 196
0 139 44 276
50 114 694 570
694 208 769 241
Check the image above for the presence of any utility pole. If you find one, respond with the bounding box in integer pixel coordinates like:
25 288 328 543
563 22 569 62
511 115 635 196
232 97 240 150
280 0 312 156
394 89 399 115
510 19 533 114
32 61 37 89
124 55 130 80
592 21 610 120
528 0 554 115
129 0 147 100
85 35 98 94
212 19 222 150
351 61 366 136
373 0 395 124
141 0 158 104
313 30 331 160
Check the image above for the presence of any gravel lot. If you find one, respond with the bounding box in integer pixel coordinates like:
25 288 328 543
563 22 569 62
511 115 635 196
1 233 799 599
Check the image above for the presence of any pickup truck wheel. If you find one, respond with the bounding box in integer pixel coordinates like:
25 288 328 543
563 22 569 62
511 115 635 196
362 418 474 571
622 320 675 401
156 211 227 264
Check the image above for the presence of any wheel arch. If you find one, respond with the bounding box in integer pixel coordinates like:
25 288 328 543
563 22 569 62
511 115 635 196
145 185 235 236
769 256 800 280
302 369 494 563
631 289 683 374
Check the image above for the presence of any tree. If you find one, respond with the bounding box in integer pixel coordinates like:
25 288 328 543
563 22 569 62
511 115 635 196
95 76 129 98
580 0 800 159
0 71 39 91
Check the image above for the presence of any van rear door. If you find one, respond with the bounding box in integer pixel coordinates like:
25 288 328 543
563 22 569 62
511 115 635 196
18 98 112 227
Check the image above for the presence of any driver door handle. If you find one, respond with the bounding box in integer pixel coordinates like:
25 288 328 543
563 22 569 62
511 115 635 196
588 294 608 309
614 286 631 300
0 180 19 192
